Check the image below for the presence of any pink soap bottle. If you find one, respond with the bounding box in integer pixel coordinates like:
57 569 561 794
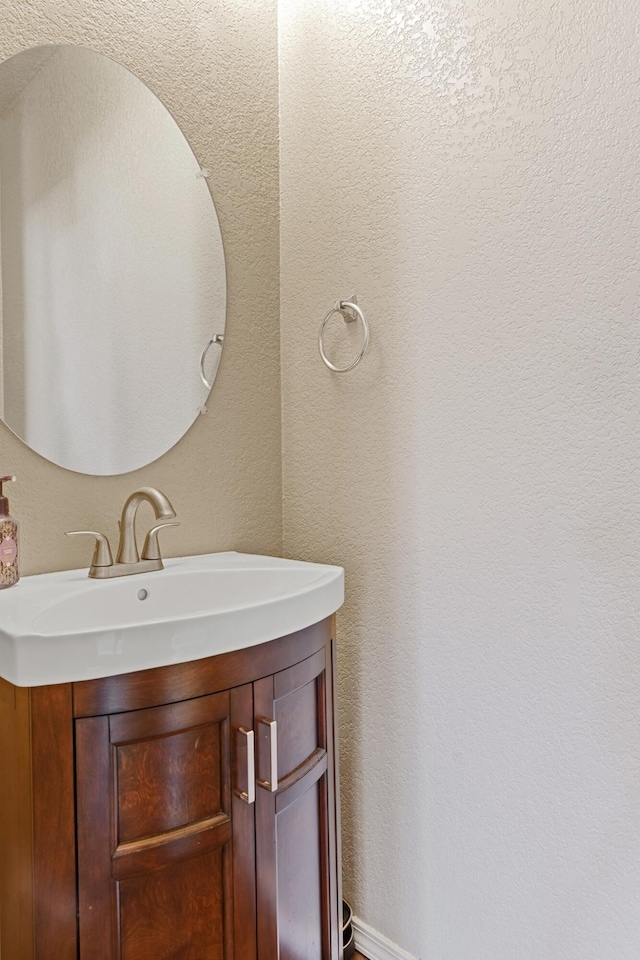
0 476 19 588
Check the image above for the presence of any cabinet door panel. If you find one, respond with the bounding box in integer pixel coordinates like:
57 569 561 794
274 676 319 777
255 643 340 960
276 780 324 960
118 847 227 960
115 722 223 842
76 686 256 960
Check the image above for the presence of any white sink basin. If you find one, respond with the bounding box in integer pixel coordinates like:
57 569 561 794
0 552 344 687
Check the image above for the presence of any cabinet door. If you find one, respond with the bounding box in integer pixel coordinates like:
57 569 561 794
76 685 256 960
254 645 340 960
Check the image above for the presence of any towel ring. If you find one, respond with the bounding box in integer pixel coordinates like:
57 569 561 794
318 299 369 373
199 334 224 389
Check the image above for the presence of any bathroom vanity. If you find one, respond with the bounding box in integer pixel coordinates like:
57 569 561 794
0 554 344 960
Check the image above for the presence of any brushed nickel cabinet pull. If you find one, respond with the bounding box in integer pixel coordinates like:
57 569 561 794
258 719 278 793
237 728 255 804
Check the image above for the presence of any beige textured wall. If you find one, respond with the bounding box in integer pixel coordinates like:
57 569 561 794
280 1 640 958
0 0 281 575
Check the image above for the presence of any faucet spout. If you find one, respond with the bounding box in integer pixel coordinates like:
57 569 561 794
116 487 176 564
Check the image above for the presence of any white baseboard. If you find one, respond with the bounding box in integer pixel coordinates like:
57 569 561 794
352 915 420 960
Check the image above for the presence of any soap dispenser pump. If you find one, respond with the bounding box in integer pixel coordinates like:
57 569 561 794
0 476 19 588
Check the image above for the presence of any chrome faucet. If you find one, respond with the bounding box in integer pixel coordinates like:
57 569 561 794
67 487 179 579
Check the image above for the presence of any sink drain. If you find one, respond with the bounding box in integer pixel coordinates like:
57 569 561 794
137 589 148 601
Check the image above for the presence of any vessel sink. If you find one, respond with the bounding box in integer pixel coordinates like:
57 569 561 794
0 552 344 687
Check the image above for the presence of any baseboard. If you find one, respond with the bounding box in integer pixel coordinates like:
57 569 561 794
352 915 420 960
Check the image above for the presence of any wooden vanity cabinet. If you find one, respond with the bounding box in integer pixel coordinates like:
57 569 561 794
0 617 342 960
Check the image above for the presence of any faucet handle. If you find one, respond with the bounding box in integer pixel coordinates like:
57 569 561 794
141 522 180 562
66 531 114 568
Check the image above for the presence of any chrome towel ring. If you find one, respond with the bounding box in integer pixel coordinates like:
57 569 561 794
318 297 369 373
199 334 224 389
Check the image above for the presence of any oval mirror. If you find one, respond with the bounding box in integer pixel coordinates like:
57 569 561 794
0 45 225 475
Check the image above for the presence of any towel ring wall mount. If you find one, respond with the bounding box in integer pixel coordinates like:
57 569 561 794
318 296 369 373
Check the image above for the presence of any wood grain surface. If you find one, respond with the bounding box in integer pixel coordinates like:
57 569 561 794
1 618 340 959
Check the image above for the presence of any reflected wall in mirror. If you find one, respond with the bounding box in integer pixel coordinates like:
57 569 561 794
0 45 226 475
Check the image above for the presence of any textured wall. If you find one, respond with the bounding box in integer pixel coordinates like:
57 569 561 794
0 0 281 573
279 0 640 957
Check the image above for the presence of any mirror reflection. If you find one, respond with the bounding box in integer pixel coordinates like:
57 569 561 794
0 45 226 475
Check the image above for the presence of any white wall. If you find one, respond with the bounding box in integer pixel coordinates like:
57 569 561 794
279 1 640 957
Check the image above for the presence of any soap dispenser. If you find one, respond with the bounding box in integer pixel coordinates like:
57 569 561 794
0 476 19 588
